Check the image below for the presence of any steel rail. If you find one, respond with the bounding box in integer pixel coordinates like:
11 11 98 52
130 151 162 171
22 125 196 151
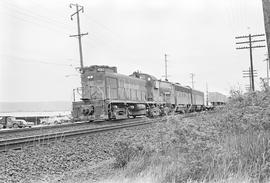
0 119 153 152
0 121 91 134
0 117 140 135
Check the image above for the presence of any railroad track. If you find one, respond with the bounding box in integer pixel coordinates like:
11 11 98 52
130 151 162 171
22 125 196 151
0 118 153 152
0 121 94 135
0 117 142 136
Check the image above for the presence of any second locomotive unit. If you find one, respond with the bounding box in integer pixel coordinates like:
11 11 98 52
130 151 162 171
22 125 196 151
72 65 204 121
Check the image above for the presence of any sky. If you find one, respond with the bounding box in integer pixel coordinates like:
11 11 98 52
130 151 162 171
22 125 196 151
0 0 268 102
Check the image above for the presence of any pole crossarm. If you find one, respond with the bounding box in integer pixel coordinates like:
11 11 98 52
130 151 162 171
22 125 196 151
69 33 89 37
243 73 258 76
251 34 265 37
243 76 258 78
243 70 257 72
236 34 265 39
236 45 265 49
243 72 257 74
243 74 258 76
236 40 265 44
235 35 250 39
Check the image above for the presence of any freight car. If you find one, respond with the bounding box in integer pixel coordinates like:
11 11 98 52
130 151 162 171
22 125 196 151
72 65 204 121
208 92 227 106
207 92 227 109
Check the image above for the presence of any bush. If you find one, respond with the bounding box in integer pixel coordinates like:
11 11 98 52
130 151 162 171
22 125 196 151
108 90 270 183
112 141 145 168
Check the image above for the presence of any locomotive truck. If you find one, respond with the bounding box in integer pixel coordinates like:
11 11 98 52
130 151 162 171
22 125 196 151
72 65 204 121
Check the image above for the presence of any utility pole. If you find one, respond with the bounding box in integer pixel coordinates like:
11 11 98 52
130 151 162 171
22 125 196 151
264 57 269 86
236 33 265 91
262 0 270 62
164 54 168 81
70 3 88 71
190 73 195 89
206 83 209 106
243 68 257 92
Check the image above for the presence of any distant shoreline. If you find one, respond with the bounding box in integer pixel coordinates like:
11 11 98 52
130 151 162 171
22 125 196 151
0 101 71 113
0 111 71 117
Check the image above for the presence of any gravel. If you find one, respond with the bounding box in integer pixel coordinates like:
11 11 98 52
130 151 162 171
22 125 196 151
0 119 159 183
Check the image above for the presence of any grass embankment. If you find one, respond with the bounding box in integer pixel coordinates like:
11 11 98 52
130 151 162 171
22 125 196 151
105 91 270 183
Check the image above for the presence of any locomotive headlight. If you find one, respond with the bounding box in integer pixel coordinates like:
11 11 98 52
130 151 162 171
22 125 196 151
113 105 118 109
87 75 94 80
97 68 105 72
147 77 151 81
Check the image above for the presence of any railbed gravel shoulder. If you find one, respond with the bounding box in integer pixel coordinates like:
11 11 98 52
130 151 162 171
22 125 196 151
0 117 170 183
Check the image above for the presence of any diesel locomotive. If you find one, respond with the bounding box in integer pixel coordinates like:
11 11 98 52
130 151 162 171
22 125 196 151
72 65 204 121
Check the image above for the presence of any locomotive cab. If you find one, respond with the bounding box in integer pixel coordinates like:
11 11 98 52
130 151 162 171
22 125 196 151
72 65 117 121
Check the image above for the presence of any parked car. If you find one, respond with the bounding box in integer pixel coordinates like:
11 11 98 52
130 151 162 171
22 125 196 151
40 115 71 125
0 116 34 128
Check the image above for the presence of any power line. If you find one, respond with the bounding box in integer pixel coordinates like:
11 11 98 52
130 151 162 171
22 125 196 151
1 54 75 67
263 56 270 87
0 1 102 50
1 0 72 33
161 54 171 81
236 33 266 91
190 73 195 89
1 1 141 65
165 54 168 81
206 82 209 106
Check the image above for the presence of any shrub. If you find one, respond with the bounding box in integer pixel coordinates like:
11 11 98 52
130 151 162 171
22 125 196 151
109 90 270 183
112 141 145 168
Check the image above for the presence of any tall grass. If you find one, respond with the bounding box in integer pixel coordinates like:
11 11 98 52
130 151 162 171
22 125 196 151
104 91 270 183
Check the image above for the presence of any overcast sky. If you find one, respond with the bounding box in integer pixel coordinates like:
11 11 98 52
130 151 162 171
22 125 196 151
0 0 267 102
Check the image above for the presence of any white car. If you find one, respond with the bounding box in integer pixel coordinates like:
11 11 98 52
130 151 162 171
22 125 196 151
40 116 71 125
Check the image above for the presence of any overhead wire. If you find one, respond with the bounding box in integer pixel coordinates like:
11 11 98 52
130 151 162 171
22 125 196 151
3 0 128 52
0 0 150 69
10 0 119 50
1 0 72 34
0 0 101 60
1 54 76 67
1 0 102 50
